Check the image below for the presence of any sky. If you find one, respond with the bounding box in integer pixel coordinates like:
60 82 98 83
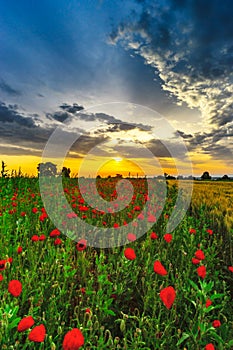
0 0 232 177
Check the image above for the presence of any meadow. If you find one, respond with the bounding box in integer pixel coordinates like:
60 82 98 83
0 176 233 349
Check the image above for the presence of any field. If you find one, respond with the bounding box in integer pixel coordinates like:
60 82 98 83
0 176 233 349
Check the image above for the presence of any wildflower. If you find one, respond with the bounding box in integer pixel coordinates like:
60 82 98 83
147 214 156 223
189 228 196 234
195 249 205 260
0 259 6 271
63 328 84 350
17 246 23 254
150 232 158 240
21 211 26 217
32 207 38 213
50 229 60 237
153 261 168 276
76 239 87 251
127 233 136 242
17 316 35 332
39 234 46 241
206 229 213 235
28 324 46 342
113 223 119 228
124 248 136 260
212 319 221 328
197 266 206 279
85 308 91 314
192 258 200 265
0 274 3 281
31 235 39 242
159 286 176 309
164 233 172 243
228 266 233 272
54 238 62 246
80 287 86 295
206 299 212 308
205 344 215 350
8 280 22 297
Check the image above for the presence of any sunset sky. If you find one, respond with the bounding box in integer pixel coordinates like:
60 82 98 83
0 0 232 177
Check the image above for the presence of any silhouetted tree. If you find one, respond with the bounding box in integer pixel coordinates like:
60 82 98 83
62 167 71 178
1 161 8 178
201 171 211 180
37 162 57 176
222 174 229 180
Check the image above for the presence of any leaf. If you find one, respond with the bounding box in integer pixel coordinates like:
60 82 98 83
210 293 225 300
188 279 199 291
8 317 21 330
176 332 190 346
103 309 116 316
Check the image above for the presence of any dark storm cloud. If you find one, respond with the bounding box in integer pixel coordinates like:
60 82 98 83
46 111 70 123
110 0 233 127
0 102 35 127
110 0 233 163
0 80 21 96
60 103 84 114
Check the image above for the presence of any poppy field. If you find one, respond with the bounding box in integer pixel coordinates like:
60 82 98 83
0 176 233 349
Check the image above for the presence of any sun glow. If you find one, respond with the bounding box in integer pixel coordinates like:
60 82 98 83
113 157 123 162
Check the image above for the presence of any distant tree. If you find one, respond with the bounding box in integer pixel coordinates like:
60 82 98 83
201 171 211 180
62 167 71 178
37 162 57 176
222 174 229 180
1 161 8 178
115 174 123 178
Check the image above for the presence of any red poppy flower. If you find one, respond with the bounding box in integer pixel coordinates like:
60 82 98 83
50 229 60 237
28 324 46 342
127 233 136 242
17 316 35 332
205 344 215 350
32 207 38 213
113 223 119 228
206 229 213 235
147 214 156 223
31 235 39 242
76 239 87 251
54 238 62 246
0 259 6 271
8 280 22 297
228 266 233 272
195 249 205 260
39 234 46 241
137 213 144 220
17 246 23 254
0 274 3 281
63 328 84 350
159 286 176 309
205 299 212 308
189 228 196 234
212 319 221 328
21 211 26 217
124 248 136 260
153 261 168 276
85 308 91 314
163 233 172 243
150 232 158 240
192 258 200 265
197 265 206 279
80 287 86 295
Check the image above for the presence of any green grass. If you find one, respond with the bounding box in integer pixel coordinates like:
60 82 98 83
0 177 233 349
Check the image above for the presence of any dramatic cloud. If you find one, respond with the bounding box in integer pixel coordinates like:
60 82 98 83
110 0 233 162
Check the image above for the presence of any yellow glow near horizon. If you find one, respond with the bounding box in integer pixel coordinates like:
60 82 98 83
1 153 231 177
